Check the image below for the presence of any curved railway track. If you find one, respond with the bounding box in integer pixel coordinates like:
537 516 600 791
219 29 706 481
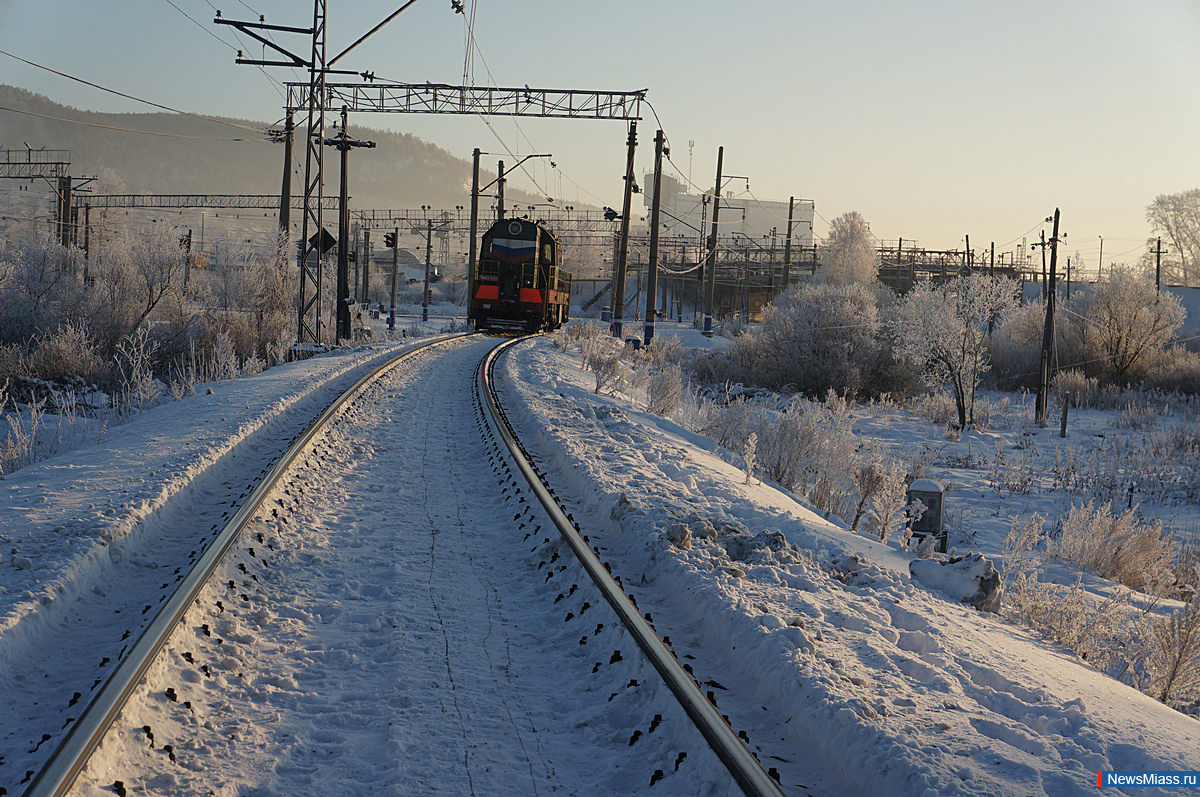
20 333 782 796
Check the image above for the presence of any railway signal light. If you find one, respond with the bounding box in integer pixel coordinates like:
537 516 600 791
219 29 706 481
384 231 397 248
603 206 620 222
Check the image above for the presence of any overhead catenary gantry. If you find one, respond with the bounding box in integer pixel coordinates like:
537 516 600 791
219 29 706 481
284 82 645 121
282 81 644 344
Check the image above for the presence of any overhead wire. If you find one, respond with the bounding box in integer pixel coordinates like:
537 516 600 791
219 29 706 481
0 105 273 142
0 49 269 136
190 0 296 105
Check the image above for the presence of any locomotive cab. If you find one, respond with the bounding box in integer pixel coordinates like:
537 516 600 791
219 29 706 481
472 217 571 333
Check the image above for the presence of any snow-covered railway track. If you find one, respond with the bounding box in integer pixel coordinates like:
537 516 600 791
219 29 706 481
20 335 469 796
482 337 785 797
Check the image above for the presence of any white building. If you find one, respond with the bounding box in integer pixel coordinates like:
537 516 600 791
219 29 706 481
641 173 815 251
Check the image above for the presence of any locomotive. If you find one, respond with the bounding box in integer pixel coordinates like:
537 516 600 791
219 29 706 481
470 217 572 332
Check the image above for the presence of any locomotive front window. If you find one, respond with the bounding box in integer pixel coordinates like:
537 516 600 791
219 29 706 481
522 263 535 288
542 242 554 265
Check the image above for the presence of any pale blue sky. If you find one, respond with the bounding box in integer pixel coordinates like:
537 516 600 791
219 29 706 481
2 0 1198 272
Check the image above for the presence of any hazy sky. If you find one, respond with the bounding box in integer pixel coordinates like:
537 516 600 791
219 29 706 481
2 0 1198 272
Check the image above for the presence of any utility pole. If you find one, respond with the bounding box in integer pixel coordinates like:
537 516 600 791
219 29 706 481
496 160 505 220
610 120 638 339
275 113 294 237
424 218 433 322
468 148 481 328
1155 236 1165 292
1036 209 1061 427
643 128 665 347
781 196 794 291
325 105 375 342
57 175 72 248
389 226 399 331
361 227 370 300
703 146 723 337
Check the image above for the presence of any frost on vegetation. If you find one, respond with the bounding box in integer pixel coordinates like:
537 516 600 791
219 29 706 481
683 387 872 524
1053 501 1180 596
645 363 683 417
1001 512 1200 712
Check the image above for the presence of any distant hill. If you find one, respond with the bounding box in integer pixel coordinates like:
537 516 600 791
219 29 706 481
0 84 541 209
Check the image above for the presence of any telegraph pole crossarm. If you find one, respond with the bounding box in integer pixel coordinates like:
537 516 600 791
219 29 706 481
214 13 314 69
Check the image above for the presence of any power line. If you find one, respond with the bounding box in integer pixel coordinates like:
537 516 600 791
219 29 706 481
0 105 272 143
0 49 266 135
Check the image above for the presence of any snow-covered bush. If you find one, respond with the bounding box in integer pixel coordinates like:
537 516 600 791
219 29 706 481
27 320 106 384
683 389 864 522
698 281 910 400
0 232 86 343
114 326 161 415
645 363 684 417
1145 601 1200 706
1053 501 1178 595
88 225 188 355
581 334 629 395
852 454 908 541
1052 368 1099 408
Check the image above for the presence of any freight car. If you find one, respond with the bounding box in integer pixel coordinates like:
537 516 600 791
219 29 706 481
471 217 571 332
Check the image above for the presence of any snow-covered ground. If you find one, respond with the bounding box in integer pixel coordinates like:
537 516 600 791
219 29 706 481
1 321 1198 795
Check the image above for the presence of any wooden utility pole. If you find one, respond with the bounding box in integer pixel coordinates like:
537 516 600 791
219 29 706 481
781 196 795 290
643 129 665 347
496 160 505 220
703 146 723 337
326 105 375 342
277 112 294 237
1036 209 1061 427
423 218 433 322
388 226 399 330
610 120 638 338
1155 236 1165 292
467 148 480 327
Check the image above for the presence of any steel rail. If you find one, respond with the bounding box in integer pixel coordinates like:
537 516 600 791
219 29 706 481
25 334 470 797
479 337 786 797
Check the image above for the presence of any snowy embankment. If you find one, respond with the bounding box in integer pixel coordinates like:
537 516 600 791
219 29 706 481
497 334 1200 796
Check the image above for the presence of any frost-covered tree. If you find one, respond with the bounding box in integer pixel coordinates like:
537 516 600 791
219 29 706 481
817 211 878 284
1146 189 1200 286
893 274 1018 429
88 225 188 352
1070 266 1185 381
0 231 86 341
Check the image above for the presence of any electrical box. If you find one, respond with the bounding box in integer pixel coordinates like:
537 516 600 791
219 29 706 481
907 478 946 552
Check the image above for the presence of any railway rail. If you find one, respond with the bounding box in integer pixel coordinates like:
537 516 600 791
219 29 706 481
21 333 783 796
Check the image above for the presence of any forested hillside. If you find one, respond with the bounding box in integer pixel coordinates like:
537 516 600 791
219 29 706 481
0 84 482 208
